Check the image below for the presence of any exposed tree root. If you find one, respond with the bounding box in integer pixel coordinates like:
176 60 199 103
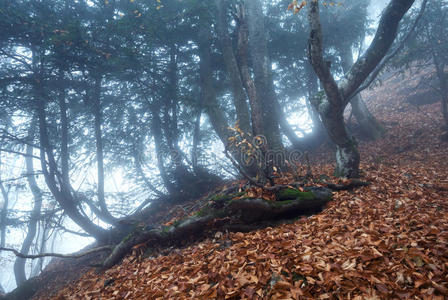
2 185 332 300
101 186 332 269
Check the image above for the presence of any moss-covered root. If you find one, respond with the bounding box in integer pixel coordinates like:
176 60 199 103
227 187 332 223
102 215 214 269
102 187 332 269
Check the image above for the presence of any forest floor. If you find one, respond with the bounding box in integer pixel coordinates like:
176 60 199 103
37 69 448 299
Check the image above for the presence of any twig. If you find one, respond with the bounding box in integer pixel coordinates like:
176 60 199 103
223 149 273 190
0 246 112 260
223 149 306 192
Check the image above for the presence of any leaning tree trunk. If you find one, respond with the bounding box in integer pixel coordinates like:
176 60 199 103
34 76 109 242
197 23 257 178
340 46 384 140
307 0 416 177
150 104 175 194
244 0 284 153
91 76 118 225
301 63 328 150
215 0 251 134
14 127 42 286
236 3 263 139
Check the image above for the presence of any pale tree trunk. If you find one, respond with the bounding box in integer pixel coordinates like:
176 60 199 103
340 46 384 140
197 22 257 177
197 25 235 147
14 124 42 286
244 0 283 152
30 221 49 277
215 0 251 134
303 63 328 149
307 0 416 177
235 3 269 182
0 121 10 249
236 3 263 138
0 180 9 249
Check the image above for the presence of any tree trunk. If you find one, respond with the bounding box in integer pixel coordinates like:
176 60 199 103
433 57 448 127
0 180 8 249
0 119 11 249
244 0 283 152
150 104 175 194
14 126 42 286
314 93 361 178
302 63 328 149
215 0 251 134
267 56 303 148
350 95 384 140
91 76 117 225
58 71 70 185
236 3 263 138
191 106 202 173
307 0 415 177
163 45 186 171
197 23 257 177
340 47 384 140
35 79 109 242
30 221 49 278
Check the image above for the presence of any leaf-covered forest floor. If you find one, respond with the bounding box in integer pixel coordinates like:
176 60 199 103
38 69 448 299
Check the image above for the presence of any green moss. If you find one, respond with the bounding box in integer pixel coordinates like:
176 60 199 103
173 219 181 227
161 225 170 233
277 188 315 201
122 232 133 243
196 207 209 217
209 192 245 203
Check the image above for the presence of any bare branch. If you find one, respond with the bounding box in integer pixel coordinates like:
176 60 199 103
0 246 112 260
0 148 41 160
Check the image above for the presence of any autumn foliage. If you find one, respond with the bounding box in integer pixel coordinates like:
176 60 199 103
29 66 448 299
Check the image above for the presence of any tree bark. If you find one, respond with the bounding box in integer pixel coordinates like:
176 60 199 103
307 0 416 177
163 45 186 171
215 0 251 134
433 57 448 127
150 104 175 194
191 105 202 173
58 71 70 185
35 77 109 242
91 76 117 225
244 0 283 152
236 3 263 138
0 180 8 249
14 125 42 286
197 23 257 177
302 63 328 149
340 46 384 140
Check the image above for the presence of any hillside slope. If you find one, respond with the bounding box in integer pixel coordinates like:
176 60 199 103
37 69 448 299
